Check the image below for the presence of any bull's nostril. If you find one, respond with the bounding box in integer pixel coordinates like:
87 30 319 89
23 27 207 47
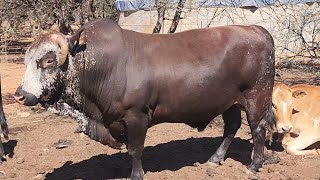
282 127 286 132
18 96 25 101
14 95 26 104
14 88 39 106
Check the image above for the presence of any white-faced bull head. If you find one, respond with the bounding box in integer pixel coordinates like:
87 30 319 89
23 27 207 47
14 25 69 106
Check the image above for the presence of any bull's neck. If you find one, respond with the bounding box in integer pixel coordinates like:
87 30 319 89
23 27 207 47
61 54 125 114
60 56 84 110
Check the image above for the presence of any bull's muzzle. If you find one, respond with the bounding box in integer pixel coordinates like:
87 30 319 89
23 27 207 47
14 86 39 106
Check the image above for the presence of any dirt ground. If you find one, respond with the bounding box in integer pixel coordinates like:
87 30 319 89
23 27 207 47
0 61 320 180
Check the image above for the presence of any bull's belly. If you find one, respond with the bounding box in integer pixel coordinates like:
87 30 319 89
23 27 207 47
151 101 233 129
152 111 220 130
150 81 241 127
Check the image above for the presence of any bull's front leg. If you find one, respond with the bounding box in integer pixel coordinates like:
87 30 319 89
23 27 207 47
124 110 149 180
209 105 241 164
0 138 4 165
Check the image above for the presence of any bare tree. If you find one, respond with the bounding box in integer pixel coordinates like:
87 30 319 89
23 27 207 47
0 0 117 36
153 0 186 34
0 0 118 56
153 0 167 33
167 0 186 33
198 1 320 60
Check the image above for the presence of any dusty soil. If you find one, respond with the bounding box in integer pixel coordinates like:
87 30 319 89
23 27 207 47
0 62 320 180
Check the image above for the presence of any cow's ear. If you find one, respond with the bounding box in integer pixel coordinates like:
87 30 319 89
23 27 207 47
292 108 299 115
292 90 307 98
50 24 60 32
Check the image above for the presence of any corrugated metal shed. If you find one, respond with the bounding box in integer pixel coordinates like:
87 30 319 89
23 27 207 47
115 0 320 11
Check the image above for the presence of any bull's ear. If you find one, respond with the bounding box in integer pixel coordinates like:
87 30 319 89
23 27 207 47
292 90 307 98
78 29 86 46
50 24 60 32
68 29 86 56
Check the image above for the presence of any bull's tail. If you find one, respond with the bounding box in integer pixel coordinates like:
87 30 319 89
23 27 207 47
0 74 9 139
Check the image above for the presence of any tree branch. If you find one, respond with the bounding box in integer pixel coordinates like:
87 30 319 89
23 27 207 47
168 0 186 33
153 0 167 34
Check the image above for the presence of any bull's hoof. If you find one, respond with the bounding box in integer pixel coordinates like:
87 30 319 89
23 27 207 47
208 155 224 165
130 170 144 180
109 142 126 150
247 164 261 174
74 126 83 133
117 143 127 150
204 161 219 168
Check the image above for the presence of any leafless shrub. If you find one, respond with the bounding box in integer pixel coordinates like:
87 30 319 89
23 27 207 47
196 1 320 61
262 2 320 60
0 0 117 55
276 60 320 73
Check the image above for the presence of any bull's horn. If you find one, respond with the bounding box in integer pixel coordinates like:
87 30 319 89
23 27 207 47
55 35 68 66
50 24 60 32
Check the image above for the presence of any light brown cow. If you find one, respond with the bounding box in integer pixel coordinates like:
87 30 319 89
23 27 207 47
272 83 320 155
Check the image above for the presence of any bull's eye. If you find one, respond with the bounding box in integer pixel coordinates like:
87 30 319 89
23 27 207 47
40 51 56 69
42 58 55 68
47 59 54 64
272 102 277 110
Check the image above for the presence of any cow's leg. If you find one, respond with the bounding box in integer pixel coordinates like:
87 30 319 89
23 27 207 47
245 99 270 173
285 133 319 155
281 133 294 145
208 105 241 164
125 110 148 180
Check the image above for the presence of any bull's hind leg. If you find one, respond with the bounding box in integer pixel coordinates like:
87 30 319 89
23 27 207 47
209 105 241 164
245 98 271 173
124 110 149 180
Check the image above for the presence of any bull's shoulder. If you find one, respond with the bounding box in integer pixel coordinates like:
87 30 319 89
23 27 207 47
81 18 119 30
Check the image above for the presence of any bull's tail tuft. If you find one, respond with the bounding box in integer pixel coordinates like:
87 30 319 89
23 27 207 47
265 100 275 144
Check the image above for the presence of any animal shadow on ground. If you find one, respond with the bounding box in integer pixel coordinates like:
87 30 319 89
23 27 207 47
45 137 253 180
2 140 17 160
265 132 285 152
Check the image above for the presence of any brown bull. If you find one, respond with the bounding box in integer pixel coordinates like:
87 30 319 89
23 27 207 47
272 83 320 155
14 18 275 179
